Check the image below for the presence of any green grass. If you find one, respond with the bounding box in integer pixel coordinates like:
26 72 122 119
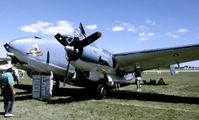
0 72 199 120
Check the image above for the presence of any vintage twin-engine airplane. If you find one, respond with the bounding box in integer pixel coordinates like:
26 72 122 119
3 23 199 98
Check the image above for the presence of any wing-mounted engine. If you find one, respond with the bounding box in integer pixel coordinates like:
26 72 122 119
54 23 116 84
54 22 102 62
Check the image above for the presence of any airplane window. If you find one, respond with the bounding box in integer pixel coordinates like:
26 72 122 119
34 36 41 39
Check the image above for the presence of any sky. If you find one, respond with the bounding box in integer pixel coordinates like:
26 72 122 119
0 0 199 66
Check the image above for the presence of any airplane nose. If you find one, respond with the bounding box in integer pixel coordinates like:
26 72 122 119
4 40 21 52
4 43 10 52
8 39 25 52
7 38 33 54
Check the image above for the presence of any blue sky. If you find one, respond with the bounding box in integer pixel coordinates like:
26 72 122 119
0 0 199 66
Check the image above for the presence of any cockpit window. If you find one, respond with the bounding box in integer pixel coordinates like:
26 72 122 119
34 36 42 39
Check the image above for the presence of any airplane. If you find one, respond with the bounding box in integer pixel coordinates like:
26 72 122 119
0 57 12 71
3 23 199 98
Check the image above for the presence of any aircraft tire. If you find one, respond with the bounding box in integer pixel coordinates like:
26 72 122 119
96 84 107 99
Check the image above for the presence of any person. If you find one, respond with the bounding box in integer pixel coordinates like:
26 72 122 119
21 71 25 80
0 66 16 117
158 78 165 85
114 81 120 90
135 69 142 92
13 69 20 85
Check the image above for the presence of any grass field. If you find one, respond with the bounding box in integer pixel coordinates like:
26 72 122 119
0 72 199 120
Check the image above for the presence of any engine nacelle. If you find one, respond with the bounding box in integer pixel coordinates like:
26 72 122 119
87 72 105 81
106 74 126 87
80 45 114 67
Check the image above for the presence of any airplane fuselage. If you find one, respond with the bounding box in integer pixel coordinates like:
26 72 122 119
6 37 119 87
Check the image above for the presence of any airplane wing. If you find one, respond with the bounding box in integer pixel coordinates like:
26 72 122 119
113 44 199 73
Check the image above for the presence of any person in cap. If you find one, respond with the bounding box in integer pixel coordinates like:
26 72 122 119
0 65 16 117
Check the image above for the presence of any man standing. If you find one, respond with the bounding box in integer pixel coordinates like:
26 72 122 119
0 66 16 117
135 69 142 92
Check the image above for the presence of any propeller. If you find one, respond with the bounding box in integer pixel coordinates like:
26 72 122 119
77 31 101 48
54 23 102 85
55 31 101 61
54 33 71 46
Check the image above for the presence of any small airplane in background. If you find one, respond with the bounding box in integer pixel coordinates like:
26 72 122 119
0 57 12 71
3 23 199 98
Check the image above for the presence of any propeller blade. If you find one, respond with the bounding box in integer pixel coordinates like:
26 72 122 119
78 31 101 48
63 61 71 85
54 33 69 46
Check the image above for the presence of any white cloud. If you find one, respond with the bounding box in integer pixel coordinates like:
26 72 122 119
42 21 74 35
138 25 145 29
178 28 188 33
127 28 136 32
121 22 128 26
139 32 145 37
112 26 125 31
136 32 155 41
146 20 151 24
146 19 156 26
138 37 149 41
86 24 98 30
112 20 156 33
20 26 38 33
121 22 137 32
147 32 155 36
112 22 137 32
19 21 53 33
139 32 155 37
172 35 179 39
165 32 179 39
19 20 74 35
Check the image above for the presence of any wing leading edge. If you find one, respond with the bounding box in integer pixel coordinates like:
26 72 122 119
113 44 199 73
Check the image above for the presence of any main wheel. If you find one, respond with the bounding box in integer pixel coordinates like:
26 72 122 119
96 84 107 99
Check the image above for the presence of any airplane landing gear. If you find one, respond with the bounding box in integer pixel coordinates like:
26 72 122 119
96 84 107 99
54 80 60 90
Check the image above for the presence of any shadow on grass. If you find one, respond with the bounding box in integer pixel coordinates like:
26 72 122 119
49 88 96 104
50 88 199 104
14 85 33 101
15 84 32 93
109 90 199 104
15 84 199 104
15 95 33 101
0 85 33 102
0 112 4 115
